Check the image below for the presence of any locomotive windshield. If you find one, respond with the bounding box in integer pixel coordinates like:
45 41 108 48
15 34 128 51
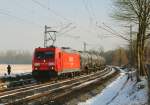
35 51 54 59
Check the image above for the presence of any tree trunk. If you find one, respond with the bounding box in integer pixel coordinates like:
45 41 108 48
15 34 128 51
146 64 150 105
137 20 147 77
136 34 141 81
139 21 147 76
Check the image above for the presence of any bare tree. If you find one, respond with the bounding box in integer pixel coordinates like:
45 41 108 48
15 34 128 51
112 0 150 77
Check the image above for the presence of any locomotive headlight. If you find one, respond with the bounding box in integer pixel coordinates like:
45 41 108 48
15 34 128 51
34 63 40 66
49 66 54 70
51 66 54 70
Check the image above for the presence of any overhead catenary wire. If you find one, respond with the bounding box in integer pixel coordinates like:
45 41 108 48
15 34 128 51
12 0 36 14
96 23 130 42
97 34 118 39
31 0 79 41
31 0 76 35
31 0 71 22
11 0 67 29
98 25 129 41
87 0 97 24
102 23 129 40
83 0 98 26
58 26 76 35
0 10 43 27
82 0 102 41
57 25 78 39
58 23 73 33
57 32 80 39
82 0 93 25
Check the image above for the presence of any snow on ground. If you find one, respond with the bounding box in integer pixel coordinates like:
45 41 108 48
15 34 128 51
0 64 31 77
78 71 148 105
109 77 148 105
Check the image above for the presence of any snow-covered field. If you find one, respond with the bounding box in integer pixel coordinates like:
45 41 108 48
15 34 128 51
78 71 148 105
0 64 31 76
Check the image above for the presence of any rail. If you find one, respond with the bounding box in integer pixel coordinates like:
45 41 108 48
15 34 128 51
0 67 116 105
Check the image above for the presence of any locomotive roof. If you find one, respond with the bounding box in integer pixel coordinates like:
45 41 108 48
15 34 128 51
36 46 79 53
61 47 79 53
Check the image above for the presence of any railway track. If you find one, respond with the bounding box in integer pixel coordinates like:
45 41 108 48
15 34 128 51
0 72 32 82
0 67 116 105
0 73 35 91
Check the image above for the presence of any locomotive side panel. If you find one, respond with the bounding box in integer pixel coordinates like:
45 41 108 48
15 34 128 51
60 52 81 73
54 48 62 72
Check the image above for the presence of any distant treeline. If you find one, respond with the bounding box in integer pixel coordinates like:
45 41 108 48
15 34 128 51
0 50 32 64
102 48 129 66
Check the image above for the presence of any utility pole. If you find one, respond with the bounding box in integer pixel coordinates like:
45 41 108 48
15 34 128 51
44 25 57 47
83 42 87 52
130 25 133 67
124 25 133 67
119 47 122 66
44 25 49 47
129 25 133 81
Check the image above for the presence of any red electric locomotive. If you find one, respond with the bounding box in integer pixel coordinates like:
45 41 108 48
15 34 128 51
32 46 81 79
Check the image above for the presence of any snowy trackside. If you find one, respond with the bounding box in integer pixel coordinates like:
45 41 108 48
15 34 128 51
78 73 128 105
108 77 148 105
78 72 148 105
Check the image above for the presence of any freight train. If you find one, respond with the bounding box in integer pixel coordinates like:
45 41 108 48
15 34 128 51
32 46 105 79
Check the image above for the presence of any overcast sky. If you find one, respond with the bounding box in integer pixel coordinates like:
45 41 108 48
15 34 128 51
0 0 128 52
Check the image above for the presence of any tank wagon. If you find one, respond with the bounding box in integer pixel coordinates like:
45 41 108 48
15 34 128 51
32 46 105 79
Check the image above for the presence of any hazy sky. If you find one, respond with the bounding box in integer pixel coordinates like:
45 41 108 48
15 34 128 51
0 0 128 52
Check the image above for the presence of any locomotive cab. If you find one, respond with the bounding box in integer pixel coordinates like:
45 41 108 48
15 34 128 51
32 47 57 79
